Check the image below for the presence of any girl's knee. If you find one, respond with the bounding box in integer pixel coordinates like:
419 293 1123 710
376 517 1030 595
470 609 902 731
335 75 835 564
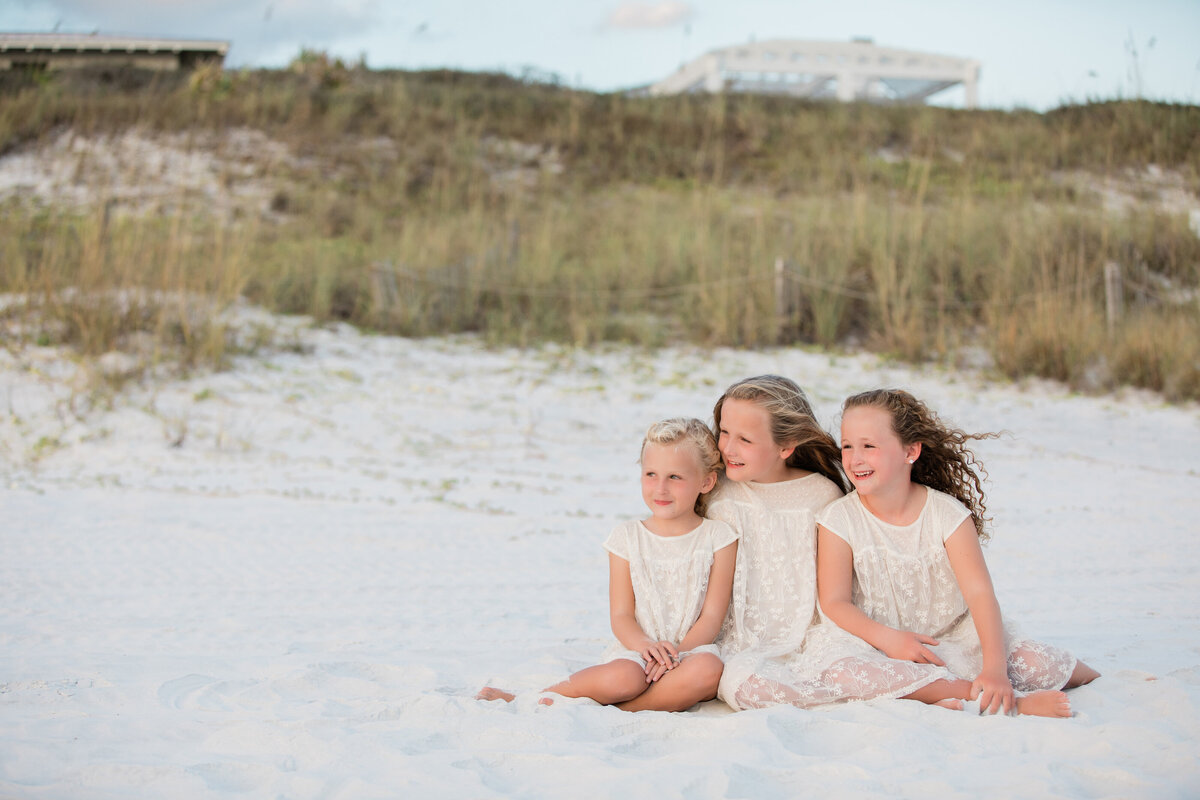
610 661 652 694
680 653 723 698
1009 644 1076 691
570 660 650 703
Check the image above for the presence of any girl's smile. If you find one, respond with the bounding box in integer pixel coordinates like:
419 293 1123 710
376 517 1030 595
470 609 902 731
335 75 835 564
840 405 919 496
717 398 794 484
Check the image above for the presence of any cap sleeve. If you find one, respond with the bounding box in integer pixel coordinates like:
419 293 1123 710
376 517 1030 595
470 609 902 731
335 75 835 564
707 518 739 551
602 520 634 561
814 477 844 512
927 490 973 542
705 483 742 533
815 494 852 543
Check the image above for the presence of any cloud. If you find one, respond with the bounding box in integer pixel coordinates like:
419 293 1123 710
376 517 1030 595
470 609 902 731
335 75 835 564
605 1 693 30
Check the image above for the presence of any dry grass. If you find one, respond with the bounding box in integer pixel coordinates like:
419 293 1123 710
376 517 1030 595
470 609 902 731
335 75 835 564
1 61 1198 400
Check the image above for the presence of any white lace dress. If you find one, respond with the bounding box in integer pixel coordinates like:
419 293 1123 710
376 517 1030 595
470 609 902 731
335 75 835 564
817 488 1077 692
601 518 739 666
710 474 954 710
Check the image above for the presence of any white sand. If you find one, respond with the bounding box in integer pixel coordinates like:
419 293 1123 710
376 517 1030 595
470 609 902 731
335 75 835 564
3 311 1199 799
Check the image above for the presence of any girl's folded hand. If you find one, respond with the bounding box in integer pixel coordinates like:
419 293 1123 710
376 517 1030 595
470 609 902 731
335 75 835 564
640 640 679 682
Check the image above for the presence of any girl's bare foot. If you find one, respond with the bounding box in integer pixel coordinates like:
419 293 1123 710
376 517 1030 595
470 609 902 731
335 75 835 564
934 698 965 710
1015 690 1071 718
475 686 516 702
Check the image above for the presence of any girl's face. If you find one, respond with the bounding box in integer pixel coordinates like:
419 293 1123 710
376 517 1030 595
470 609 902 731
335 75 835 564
641 442 716 532
840 405 919 495
717 398 795 484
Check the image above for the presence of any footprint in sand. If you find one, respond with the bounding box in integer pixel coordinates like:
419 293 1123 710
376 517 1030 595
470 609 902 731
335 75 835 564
186 762 276 793
157 674 258 712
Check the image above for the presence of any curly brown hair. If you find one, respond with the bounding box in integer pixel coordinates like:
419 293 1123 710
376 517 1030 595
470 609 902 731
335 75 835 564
843 389 999 540
713 375 849 494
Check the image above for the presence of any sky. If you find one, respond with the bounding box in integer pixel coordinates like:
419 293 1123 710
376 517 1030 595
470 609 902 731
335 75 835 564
3 0 1199 110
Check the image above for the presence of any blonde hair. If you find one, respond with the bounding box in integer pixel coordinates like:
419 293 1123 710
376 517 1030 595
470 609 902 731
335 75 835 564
641 417 722 517
843 389 999 540
712 375 849 494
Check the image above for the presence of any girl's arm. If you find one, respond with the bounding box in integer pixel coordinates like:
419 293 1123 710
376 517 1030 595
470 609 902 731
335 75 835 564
943 517 1014 715
817 525 946 666
677 540 738 654
608 553 675 676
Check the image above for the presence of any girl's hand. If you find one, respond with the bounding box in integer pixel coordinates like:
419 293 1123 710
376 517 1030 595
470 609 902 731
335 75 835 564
645 660 673 683
879 629 946 666
971 670 1015 715
640 641 679 683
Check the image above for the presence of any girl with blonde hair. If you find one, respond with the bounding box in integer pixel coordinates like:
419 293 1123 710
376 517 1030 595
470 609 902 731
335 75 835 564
478 418 738 711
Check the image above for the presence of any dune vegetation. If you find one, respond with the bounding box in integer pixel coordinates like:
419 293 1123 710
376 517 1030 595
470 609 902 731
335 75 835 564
1 53 1198 400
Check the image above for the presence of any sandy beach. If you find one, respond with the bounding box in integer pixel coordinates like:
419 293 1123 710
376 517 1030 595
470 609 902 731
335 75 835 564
3 309 1199 798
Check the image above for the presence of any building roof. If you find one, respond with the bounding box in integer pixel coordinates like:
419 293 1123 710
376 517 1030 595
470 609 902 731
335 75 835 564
0 33 229 56
649 38 980 107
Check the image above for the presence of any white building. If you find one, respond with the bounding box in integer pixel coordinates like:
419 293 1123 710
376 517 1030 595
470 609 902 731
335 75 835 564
649 38 980 108
0 33 228 72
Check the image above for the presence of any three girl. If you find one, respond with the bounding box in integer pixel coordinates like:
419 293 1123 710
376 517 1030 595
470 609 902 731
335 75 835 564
817 389 1100 716
477 417 738 711
480 380 1098 717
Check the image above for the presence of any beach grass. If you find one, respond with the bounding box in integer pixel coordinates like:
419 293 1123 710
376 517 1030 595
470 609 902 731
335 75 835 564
1 61 1198 399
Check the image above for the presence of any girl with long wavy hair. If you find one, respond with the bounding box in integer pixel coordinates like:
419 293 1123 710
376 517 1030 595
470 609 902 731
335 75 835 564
817 389 1100 717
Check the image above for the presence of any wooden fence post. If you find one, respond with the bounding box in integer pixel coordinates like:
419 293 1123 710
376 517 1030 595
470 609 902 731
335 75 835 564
774 257 785 342
371 261 400 322
1104 261 1123 335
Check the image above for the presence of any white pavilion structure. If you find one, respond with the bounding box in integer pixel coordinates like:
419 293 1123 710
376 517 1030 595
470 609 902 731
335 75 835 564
648 38 980 108
0 33 228 72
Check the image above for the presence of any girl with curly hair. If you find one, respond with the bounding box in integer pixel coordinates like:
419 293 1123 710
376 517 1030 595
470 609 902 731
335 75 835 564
817 389 1100 717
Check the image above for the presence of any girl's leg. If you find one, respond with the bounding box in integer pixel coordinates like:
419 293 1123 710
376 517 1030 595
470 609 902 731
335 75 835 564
977 642 1093 717
904 678 1072 716
732 659 971 710
907 681 1070 719
543 659 649 706
476 660 648 705
1009 641 1078 691
616 652 724 712
821 656 972 710
903 678 1072 718
1000 644 1097 717
902 677 973 710
731 673 821 710
1064 660 1100 688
